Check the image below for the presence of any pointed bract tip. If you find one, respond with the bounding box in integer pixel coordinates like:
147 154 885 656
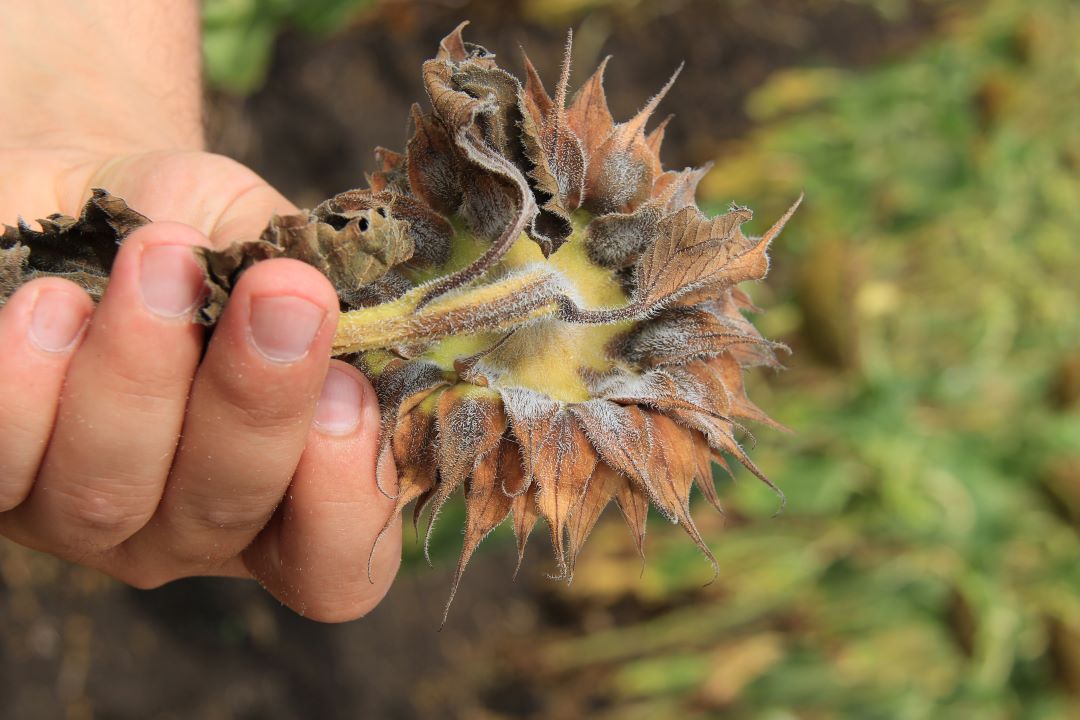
374 444 399 500
367 511 399 585
771 487 788 517
555 29 574 110
628 62 684 134
593 54 612 81
761 193 804 245
645 113 674 150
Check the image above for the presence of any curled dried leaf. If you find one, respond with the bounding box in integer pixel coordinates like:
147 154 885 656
406 105 464 217
1 189 148 302
518 39 586 254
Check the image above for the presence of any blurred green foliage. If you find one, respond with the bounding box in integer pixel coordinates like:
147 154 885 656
522 0 1080 717
202 0 374 93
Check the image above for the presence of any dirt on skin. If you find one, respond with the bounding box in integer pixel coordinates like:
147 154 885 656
1 2 944 718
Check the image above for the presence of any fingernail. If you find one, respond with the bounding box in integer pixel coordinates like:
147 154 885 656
249 295 325 363
140 244 207 318
29 291 88 352
314 366 363 435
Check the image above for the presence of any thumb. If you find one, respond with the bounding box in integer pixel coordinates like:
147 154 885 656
85 150 299 248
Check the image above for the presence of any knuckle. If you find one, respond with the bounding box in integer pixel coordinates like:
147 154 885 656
185 495 278 537
100 355 189 414
55 483 156 547
216 376 313 434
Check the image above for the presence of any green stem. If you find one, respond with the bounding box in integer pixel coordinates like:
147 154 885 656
332 267 564 354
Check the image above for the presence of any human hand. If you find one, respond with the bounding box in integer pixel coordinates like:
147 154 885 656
0 4 400 622
0 150 403 623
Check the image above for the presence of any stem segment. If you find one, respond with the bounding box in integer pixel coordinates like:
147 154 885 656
332 266 564 354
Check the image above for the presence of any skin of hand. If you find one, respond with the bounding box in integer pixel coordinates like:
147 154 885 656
0 2 400 622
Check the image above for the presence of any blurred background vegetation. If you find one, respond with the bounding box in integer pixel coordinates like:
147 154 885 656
3 0 1079 717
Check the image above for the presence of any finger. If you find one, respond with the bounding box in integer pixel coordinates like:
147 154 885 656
0 279 92 512
1 223 209 558
243 360 401 622
86 151 299 247
118 258 338 578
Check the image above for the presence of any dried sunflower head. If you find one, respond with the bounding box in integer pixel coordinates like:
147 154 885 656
0 23 798 618
329 24 799 606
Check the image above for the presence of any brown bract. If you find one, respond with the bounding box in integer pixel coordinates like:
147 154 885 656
0 23 800 620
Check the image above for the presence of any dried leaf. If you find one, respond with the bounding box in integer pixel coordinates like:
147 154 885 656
436 20 471 62
709 352 790 431
566 56 614 156
443 440 519 621
0 244 30 305
356 352 449 498
666 406 785 512
569 400 654 493
197 197 417 323
406 105 463 217
320 188 452 269
435 385 507 491
621 305 780 367
368 147 409 194
451 63 526 163
501 391 597 575
690 429 726 513
644 114 673 177
368 387 441 582
533 423 597 574
693 291 787 368
582 65 681 214
416 385 508 564
419 26 537 295
591 366 721 420
518 38 586 253
652 162 713 212
655 197 802 313
1 189 149 302
645 413 719 573
664 361 735 419
566 462 622 573
458 172 520 243
614 475 650 562
634 204 758 311
512 482 541 576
